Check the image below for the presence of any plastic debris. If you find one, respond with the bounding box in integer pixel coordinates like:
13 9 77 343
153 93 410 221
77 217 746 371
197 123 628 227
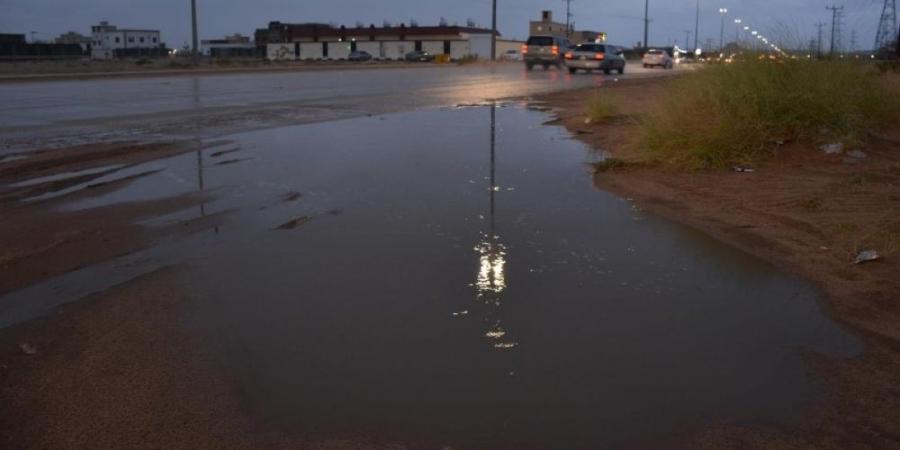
846 150 867 159
820 143 844 155
584 118 592 125
19 343 37 355
732 166 755 173
855 250 880 265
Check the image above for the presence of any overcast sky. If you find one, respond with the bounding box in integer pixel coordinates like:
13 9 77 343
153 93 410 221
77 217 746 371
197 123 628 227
0 0 886 51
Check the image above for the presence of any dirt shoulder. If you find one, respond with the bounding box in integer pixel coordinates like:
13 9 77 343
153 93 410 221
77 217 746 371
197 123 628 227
538 78 900 449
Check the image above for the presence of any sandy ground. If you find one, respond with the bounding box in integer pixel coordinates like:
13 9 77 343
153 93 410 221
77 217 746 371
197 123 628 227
538 78 900 449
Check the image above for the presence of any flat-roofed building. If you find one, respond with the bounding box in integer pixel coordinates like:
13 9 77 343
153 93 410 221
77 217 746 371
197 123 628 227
91 21 164 59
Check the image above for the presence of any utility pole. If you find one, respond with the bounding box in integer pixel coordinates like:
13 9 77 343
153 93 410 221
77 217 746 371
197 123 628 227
491 0 497 60
850 29 857 52
826 5 843 55
693 0 701 52
191 0 199 64
816 22 826 58
564 0 573 38
684 29 693 50
643 0 650 48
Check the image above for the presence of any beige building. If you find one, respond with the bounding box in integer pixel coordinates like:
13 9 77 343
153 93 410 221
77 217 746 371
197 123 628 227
528 11 606 45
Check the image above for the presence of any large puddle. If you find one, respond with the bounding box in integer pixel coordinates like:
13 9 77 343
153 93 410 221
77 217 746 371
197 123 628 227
1 105 861 449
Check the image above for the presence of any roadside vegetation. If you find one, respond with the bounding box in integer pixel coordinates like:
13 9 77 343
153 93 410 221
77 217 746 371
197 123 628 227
585 90 620 124
639 58 900 168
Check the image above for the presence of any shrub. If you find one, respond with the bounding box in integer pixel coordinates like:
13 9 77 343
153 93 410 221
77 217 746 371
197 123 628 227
639 58 900 168
586 90 620 124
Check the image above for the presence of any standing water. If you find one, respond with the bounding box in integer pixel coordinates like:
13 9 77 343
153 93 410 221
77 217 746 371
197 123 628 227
1 104 861 449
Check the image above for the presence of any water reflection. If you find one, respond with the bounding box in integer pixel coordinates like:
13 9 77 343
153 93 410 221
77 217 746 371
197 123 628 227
471 105 517 352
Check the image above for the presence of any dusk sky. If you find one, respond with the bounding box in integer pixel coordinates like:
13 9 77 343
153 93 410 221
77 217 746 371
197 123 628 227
0 0 887 51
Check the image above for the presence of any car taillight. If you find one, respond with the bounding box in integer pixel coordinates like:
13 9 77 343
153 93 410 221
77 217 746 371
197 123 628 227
551 45 559 56
521 45 528 55
595 53 605 60
564 52 574 60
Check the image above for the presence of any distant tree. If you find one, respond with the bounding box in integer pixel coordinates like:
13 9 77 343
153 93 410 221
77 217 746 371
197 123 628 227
466 18 476 27
439 17 448 27
383 20 392 28
410 19 418 27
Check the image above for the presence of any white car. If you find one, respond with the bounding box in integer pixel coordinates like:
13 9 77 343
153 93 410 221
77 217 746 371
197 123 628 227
643 49 673 69
502 49 523 61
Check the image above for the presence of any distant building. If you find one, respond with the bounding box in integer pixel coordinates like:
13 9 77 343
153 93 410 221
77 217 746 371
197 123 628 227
0 32 84 60
528 10 606 45
258 21 504 61
529 11 568 38
201 34 257 58
55 31 92 52
91 21 165 59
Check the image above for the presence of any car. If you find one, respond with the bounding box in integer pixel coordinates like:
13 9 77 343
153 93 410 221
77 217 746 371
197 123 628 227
564 43 627 75
348 51 373 62
642 49 673 69
522 35 571 70
502 49 523 61
405 51 434 62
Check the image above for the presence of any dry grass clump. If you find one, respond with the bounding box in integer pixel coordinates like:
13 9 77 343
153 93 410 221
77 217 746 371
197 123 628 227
639 58 900 168
586 90 620 124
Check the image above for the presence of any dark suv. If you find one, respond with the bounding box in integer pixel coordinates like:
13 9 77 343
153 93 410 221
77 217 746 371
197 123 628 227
523 35 571 70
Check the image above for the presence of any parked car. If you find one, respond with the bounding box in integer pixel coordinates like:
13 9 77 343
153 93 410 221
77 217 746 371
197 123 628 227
564 43 627 75
502 49 523 61
522 35 571 70
405 51 434 62
642 49 673 69
348 51 373 62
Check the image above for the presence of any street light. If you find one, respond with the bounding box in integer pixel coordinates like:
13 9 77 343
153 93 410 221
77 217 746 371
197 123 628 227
718 8 728 51
734 18 742 45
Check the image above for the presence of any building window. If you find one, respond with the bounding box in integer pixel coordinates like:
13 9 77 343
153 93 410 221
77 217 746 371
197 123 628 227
115 37 120 43
128 37 134 43
139 37 145 43
152 37 157 43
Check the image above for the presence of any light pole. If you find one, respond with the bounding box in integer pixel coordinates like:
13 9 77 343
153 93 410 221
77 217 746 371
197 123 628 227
491 0 497 60
694 0 701 52
718 8 728 51
643 0 650 49
191 0 199 64
733 18 742 47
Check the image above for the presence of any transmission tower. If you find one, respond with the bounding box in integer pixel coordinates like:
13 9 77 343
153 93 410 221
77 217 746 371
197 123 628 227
816 22 826 57
826 5 844 55
850 29 857 52
875 0 898 51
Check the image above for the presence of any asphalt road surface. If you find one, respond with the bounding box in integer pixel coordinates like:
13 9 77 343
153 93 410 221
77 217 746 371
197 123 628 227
0 62 671 152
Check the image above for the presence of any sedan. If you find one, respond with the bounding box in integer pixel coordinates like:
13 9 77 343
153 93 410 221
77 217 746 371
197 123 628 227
348 51 373 62
564 43 626 75
643 49 673 69
405 51 434 62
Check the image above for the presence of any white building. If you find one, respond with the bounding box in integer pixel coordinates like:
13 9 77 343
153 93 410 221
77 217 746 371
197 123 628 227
91 21 162 59
261 22 517 61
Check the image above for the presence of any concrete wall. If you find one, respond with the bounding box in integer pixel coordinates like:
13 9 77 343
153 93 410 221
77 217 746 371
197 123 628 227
468 34 493 59
355 41 382 58
299 42 322 59
496 40 524 55
382 41 412 60
450 41 470 59
422 41 445 55
267 43 295 60
327 41 352 59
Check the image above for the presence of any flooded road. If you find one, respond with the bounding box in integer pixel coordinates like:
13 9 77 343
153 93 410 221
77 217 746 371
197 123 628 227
0 63 667 153
0 104 860 449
